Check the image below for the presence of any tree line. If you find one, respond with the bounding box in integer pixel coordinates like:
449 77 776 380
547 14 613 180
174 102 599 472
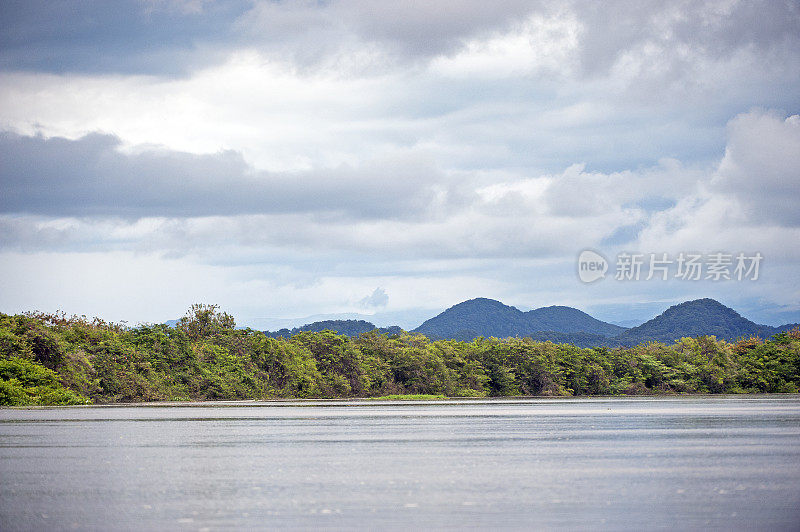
1 304 799 406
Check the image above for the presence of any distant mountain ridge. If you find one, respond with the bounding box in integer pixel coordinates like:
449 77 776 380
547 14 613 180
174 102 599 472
265 319 403 339
407 297 797 346
412 298 625 341
255 297 798 347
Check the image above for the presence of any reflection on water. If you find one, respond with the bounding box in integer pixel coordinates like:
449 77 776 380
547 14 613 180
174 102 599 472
2 396 799 530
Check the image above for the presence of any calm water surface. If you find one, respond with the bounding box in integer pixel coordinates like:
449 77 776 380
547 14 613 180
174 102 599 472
1 396 799 530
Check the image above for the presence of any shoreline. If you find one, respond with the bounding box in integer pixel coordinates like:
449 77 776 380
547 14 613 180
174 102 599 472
5 392 799 409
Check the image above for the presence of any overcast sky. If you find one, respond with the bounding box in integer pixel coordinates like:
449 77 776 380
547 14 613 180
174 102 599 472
1 0 799 329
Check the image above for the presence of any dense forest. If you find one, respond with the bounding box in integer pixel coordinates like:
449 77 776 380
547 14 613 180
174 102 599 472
1 304 799 406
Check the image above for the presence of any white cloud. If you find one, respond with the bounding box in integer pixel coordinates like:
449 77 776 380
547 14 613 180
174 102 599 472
712 110 800 225
359 287 389 309
430 9 579 79
0 54 402 171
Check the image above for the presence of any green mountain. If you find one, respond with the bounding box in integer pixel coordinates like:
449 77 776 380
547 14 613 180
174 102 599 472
526 305 626 336
613 298 797 345
412 298 525 340
412 298 625 341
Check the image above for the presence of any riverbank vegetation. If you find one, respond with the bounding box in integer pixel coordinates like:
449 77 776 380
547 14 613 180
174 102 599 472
1 305 799 406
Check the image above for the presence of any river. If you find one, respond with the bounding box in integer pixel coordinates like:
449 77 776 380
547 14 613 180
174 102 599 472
1 396 799 530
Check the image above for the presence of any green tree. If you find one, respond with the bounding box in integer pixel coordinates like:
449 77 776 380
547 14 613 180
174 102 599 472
177 304 236 340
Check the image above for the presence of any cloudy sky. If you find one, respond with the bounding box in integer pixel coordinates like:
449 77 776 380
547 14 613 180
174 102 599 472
1 0 799 329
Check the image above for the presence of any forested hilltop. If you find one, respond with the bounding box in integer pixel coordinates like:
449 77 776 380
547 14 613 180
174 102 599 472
1 304 799 406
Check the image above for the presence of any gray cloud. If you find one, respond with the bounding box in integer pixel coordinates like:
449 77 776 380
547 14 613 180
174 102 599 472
0 0 249 76
575 0 800 75
4 0 797 80
0 131 452 220
237 0 541 69
0 0 541 76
